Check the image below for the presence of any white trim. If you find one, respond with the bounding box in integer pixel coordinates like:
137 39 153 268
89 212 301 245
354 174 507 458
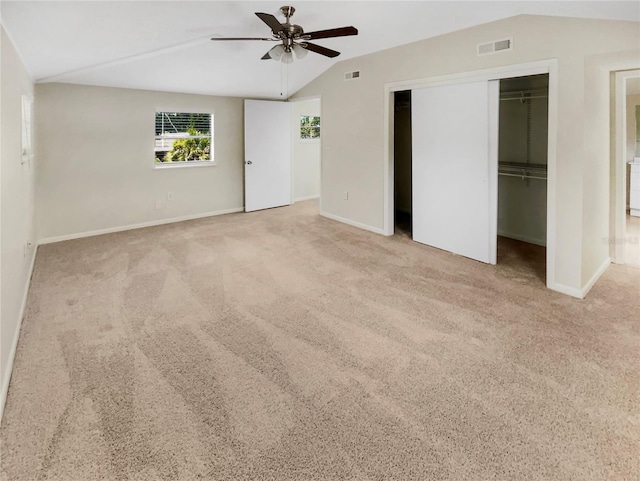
545 61 559 293
383 59 559 291
548 282 583 299
488 80 500 265
0 245 38 422
581 257 611 298
549 257 611 299
320 211 385 235
295 195 319 202
154 161 216 170
38 207 243 245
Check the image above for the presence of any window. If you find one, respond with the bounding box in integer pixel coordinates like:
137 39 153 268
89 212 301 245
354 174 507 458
300 115 320 140
21 95 33 165
155 112 213 164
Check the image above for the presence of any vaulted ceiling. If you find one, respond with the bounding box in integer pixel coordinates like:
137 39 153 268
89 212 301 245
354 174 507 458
2 1 638 99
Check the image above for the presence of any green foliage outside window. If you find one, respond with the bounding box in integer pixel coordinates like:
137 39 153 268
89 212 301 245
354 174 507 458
164 127 210 162
155 112 212 163
300 115 320 139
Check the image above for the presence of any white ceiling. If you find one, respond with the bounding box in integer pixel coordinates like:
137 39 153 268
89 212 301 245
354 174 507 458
2 1 638 99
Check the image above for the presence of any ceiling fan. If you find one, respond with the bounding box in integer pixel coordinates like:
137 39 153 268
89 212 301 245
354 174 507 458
211 6 358 63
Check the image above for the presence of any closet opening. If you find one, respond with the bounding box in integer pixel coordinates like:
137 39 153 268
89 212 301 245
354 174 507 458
394 90 412 237
497 73 549 282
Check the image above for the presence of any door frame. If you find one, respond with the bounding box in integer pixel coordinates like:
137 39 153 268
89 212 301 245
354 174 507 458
383 59 558 288
288 95 323 211
611 69 640 264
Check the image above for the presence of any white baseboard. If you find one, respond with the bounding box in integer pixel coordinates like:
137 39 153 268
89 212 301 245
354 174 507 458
547 257 611 300
548 282 583 299
497 230 546 247
294 195 319 202
320 211 385 235
1 245 38 422
38 207 244 245
580 257 611 299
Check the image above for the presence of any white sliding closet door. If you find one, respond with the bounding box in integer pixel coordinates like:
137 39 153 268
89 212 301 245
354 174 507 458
411 80 499 264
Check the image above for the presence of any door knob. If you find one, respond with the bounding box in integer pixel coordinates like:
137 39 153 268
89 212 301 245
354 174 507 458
246 160 252 165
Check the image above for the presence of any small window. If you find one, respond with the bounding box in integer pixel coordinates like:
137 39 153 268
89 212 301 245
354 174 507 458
300 115 320 140
21 95 33 165
155 112 213 164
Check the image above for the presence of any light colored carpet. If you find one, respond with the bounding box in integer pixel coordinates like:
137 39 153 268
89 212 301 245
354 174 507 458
1 201 639 480
626 213 640 267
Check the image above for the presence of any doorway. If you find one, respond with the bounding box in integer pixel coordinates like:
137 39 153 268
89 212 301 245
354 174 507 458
384 62 557 286
497 74 549 282
612 70 640 268
393 90 412 237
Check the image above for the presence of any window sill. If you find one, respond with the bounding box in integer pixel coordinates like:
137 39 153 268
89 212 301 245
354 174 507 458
154 161 216 170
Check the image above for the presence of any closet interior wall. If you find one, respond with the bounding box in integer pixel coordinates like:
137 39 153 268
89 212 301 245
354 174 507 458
498 74 549 246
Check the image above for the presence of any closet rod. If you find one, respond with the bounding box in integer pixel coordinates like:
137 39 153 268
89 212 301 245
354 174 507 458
498 172 547 181
500 95 548 101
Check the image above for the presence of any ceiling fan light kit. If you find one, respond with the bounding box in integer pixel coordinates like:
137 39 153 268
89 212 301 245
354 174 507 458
211 5 358 63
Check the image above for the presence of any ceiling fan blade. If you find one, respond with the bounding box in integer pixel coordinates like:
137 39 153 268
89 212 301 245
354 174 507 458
302 42 341 58
211 37 276 41
255 12 284 34
261 51 272 60
303 26 358 40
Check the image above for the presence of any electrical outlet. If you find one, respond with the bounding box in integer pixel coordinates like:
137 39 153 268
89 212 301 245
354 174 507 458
343 191 349 200
155 200 163 210
167 192 174 201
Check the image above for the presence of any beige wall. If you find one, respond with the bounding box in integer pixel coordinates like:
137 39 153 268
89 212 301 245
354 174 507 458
581 52 640 288
290 98 320 201
292 15 640 295
35 83 245 241
1 26 36 418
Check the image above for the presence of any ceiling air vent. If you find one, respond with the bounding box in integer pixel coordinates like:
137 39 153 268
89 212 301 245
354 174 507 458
344 70 361 81
477 38 512 56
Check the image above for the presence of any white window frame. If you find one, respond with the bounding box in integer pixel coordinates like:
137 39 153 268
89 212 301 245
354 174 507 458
154 111 215 169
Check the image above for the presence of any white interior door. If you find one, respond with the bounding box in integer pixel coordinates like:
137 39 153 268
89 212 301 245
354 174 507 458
411 80 499 264
244 100 292 212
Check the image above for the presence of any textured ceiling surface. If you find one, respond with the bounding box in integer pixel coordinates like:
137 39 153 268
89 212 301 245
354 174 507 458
2 1 638 99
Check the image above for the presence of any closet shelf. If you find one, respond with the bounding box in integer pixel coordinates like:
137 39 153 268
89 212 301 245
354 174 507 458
498 162 547 180
500 88 548 102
